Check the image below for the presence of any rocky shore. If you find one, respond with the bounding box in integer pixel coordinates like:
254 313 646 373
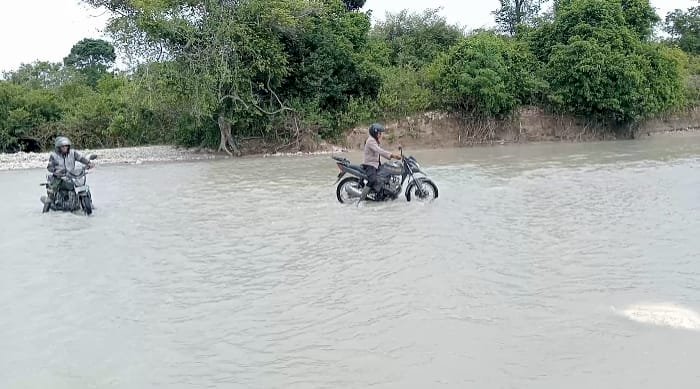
0 146 218 171
0 144 351 171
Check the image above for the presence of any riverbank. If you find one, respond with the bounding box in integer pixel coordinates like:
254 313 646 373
1 107 698 171
0 144 352 171
345 107 700 150
2 130 699 172
0 146 219 171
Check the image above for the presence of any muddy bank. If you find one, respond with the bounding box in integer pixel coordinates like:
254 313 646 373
344 107 700 150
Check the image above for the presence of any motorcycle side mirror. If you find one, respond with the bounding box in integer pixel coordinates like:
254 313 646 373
89 154 98 160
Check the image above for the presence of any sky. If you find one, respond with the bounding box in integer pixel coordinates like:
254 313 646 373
0 0 697 72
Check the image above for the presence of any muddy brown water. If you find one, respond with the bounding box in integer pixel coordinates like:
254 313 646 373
1 134 700 388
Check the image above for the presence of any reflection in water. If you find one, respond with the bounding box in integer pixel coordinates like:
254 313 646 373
1 134 700 388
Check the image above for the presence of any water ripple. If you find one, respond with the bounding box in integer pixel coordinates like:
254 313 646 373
2 137 700 388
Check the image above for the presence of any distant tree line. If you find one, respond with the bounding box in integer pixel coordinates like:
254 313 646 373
1 0 698 153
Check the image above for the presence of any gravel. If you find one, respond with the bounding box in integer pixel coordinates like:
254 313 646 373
0 146 218 171
0 144 350 171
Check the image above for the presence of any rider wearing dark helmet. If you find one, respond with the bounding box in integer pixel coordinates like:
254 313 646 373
358 123 402 203
44 136 93 202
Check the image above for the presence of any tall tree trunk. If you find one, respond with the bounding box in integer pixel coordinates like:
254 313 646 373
217 112 241 156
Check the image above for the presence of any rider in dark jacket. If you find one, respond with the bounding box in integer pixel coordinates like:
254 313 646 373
358 123 401 203
44 137 93 202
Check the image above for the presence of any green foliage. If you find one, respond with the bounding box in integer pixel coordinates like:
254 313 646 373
533 0 637 60
1 0 697 153
536 0 685 124
64 38 116 87
429 33 544 118
3 62 74 89
377 66 432 118
371 8 464 69
619 0 660 41
342 0 366 12
494 0 544 36
664 7 700 55
64 38 116 70
283 4 380 112
83 0 381 150
546 39 685 123
683 54 700 106
0 81 63 151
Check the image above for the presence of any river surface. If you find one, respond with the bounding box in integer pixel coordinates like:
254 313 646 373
2 134 700 388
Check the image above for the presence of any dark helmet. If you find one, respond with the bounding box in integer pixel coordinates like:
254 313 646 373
54 136 71 152
368 123 386 139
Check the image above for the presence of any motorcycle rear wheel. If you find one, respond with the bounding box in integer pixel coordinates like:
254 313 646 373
336 177 361 204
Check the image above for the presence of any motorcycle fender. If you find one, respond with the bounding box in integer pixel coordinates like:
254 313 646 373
333 172 346 184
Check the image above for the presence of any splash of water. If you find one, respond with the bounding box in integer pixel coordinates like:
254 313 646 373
618 303 700 331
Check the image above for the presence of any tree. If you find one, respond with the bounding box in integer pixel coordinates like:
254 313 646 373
619 0 660 40
0 81 63 152
82 0 379 154
282 2 379 113
429 33 545 118
64 38 116 86
372 8 464 69
542 0 685 125
529 0 645 61
493 0 543 36
664 6 700 55
342 0 365 12
3 61 72 89
550 0 658 39
64 38 116 70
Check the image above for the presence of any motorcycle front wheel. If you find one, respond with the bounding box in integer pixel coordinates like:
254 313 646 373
405 179 438 202
42 195 51 213
80 194 93 216
336 177 361 204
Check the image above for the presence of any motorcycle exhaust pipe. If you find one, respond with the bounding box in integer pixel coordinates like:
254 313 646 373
345 185 362 198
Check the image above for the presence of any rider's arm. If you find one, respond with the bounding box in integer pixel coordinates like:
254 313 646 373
47 154 58 174
73 150 91 165
367 138 393 160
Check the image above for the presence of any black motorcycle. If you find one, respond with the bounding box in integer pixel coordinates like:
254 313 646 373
41 155 97 215
332 148 438 204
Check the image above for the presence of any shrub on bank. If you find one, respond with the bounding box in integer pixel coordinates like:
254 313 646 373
428 32 545 119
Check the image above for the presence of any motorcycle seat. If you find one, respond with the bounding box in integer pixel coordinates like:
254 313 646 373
349 164 365 172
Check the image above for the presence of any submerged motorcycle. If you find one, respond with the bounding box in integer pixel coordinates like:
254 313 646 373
41 155 97 215
332 148 438 204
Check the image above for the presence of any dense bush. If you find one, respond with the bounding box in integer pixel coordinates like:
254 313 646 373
428 33 545 118
542 0 686 124
371 8 464 69
664 6 700 55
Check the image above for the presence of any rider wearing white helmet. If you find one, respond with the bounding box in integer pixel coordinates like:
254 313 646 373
44 136 94 202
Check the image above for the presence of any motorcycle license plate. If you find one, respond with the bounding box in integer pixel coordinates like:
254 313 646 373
75 186 87 193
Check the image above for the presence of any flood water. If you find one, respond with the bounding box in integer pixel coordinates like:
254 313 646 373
2 134 700 388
